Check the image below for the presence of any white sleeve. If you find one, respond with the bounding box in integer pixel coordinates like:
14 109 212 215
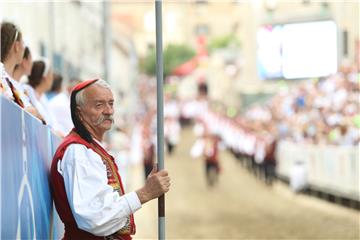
59 144 142 236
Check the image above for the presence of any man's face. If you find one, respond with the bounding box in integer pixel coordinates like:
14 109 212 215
78 85 114 135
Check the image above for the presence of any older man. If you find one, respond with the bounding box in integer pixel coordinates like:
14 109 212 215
50 79 170 240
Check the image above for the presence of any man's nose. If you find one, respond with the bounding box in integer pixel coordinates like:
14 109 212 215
103 103 114 114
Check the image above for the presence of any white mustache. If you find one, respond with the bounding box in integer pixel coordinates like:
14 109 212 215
94 115 114 126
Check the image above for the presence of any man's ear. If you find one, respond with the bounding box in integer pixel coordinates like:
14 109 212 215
76 106 83 121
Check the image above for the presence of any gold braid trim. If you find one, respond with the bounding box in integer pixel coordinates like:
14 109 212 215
90 143 133 235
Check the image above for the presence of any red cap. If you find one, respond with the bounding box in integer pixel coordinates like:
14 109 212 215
71 79 98 93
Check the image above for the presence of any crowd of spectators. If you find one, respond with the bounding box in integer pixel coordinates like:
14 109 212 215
180 64 359 185
1 21 77 137
245 63 359 146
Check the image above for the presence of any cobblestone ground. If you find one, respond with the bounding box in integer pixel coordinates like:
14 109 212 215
131 127 360 240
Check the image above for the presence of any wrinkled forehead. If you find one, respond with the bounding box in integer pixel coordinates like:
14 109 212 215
83 84 114 102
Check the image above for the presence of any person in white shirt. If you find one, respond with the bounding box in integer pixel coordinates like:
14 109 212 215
0 22 43 121
12 46 46 121
50 79 170 240
12 46 33 82
26 59 63 134
1 21 24 100
48 75 76 134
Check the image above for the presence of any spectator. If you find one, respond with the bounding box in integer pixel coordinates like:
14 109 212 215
1 21 25 100
48 76 77 134
1 22 44 121
26 59 63 134
12 46 33 82
46 72 63 100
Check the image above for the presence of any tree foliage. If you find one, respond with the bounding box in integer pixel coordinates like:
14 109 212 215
207 34 241 53
140 44 196 77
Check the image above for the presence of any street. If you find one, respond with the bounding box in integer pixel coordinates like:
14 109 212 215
132 127 359 240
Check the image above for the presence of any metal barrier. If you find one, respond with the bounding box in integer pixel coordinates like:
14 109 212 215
0 96 63 239
276 140 359 201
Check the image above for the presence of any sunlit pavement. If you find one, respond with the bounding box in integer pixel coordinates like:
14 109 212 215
130 127 359 240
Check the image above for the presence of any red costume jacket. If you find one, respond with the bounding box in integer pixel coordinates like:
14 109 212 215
50 130 135 240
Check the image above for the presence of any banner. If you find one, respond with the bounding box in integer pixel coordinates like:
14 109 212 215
0 97 63 239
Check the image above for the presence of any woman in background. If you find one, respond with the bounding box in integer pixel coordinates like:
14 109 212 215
13 46 33 82
26 59 63 136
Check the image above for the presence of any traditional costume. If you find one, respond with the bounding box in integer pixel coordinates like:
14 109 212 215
50 79 140 240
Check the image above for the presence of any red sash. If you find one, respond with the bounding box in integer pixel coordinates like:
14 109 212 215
50 130 135 240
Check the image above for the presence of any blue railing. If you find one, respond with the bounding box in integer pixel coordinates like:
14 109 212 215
0 96 63 239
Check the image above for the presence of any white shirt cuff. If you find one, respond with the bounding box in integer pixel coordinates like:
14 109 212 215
124 191 142 213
